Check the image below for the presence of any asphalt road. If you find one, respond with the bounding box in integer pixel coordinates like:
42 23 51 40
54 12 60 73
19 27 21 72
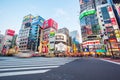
0 57 120 80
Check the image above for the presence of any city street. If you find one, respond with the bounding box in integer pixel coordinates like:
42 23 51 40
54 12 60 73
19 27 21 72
0 57 120 80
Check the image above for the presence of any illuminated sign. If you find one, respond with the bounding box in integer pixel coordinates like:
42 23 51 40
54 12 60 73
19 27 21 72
111 18 117 25
82 40 100 46
80 9 96 19
115 29 120 42
50 30 55 37
32 16 45 26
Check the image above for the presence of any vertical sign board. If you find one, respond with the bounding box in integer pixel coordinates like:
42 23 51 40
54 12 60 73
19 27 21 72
108 6 120 42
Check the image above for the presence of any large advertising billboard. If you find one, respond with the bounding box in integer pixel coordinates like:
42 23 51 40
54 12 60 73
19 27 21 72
43 18 58 30
32 16 45 26
80 9 96 19
6 29 15 36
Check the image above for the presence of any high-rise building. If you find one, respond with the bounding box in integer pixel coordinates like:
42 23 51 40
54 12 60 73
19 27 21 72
18 14 45 52
80 0 120 56
27 16 45 52
18 14 34 51
80 0 101 41
96 0 120 55
79 0 101 52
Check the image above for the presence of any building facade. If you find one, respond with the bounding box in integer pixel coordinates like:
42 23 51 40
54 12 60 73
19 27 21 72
80 0 120 56
18 14 33 51
27 16 45 52
57 28 70 46
1 29 15 55
42 18 58 54
80 0 101 42
96 0 120 56
18 14 45 52
70 30 80 53
80 0 101 53
79 0 119 54
0 33 4 53
54 33 67 55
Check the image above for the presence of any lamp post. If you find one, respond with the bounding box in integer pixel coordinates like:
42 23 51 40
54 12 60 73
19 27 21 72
94 41 97 57
101 33 114 58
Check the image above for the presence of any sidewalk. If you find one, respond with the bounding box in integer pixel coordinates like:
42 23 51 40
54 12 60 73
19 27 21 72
101 57 120 63
99 57 120 65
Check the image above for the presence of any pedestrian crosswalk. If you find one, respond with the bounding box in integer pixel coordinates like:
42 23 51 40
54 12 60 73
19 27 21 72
0 57 77 77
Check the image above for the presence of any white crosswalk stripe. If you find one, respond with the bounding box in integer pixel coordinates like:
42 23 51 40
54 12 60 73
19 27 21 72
0 69 50 77
0 66 59 71
0 57 77 77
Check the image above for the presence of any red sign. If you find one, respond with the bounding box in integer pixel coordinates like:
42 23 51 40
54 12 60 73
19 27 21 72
109 38 117 42
111 18 117 25
108 6 112 12
6 29 15 36
43 18 58 30
82 40 100 46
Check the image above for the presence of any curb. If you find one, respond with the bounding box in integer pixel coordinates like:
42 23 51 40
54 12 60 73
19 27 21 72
100 58 120 65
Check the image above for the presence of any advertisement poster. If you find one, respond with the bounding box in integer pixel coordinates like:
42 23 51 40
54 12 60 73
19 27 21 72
85 25 92 35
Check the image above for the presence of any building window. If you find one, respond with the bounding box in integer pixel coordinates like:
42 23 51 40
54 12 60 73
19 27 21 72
101 7 110 20
102 24 105 26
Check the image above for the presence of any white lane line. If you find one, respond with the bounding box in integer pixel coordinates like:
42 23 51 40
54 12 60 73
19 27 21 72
0 66 59 71
100 59 120 65
0 69 50 77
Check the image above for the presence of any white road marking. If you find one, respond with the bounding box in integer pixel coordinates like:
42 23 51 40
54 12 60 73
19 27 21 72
0 69 50 77
0 63 65 68
0 66 59 71
0 58 77 77
100 59 120 65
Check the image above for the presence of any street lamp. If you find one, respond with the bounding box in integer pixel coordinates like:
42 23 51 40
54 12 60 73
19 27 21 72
94 41 97 57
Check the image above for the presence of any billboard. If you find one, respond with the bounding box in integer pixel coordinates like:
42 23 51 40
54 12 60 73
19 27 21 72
43 18 58 30
80 9 96 19
23 14 34 22
85 25 92 35
82 40 100 46
32 16 45 26
6 29 15 36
